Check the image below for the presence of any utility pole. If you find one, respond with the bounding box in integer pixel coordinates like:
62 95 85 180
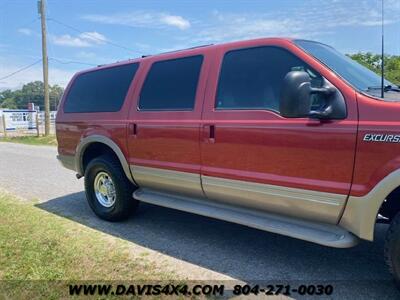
39 0 50 135
381 0 385 99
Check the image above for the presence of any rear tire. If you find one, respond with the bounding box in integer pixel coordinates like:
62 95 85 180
385 212 400 290
84 154 138 221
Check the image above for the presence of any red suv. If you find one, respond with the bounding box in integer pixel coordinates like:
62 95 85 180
56 38 400 288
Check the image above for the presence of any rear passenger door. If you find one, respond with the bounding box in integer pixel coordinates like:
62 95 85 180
200 42 358 224
127 51 211 198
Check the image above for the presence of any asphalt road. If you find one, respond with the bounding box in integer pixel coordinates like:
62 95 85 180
0 142 399 299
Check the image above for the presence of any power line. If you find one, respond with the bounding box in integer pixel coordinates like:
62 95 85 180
0 57 96 83
44 15 99 68
15 17 40 31
47 17 142 54
49 57 96 66
0 59 42 81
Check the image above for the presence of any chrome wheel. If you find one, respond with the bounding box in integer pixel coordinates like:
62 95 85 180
94 171 116 207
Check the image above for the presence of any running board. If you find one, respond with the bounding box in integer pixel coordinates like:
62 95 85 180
133 189 359 248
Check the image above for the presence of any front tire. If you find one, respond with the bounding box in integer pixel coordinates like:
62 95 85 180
385 212 400 289
84 154 138 221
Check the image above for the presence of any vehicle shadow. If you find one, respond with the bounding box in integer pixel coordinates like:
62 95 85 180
36 192 399 299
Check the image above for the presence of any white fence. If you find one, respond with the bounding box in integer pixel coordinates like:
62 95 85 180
0 110 56 136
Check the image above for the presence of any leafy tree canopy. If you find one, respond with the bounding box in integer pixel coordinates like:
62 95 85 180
0 81 64 110
348 53 400 86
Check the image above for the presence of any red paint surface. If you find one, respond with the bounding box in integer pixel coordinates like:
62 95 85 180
56 37 400 198
125 47 212 174
351 93 400 196
200 40 357 195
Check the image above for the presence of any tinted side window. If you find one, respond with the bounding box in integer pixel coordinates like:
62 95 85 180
216 47 322 112
139 55 203 111
64 63 139 113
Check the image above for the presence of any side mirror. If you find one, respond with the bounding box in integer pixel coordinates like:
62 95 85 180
280 71 314 118
280 71 345 119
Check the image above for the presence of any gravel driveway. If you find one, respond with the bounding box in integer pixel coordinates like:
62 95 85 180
0 142 398 299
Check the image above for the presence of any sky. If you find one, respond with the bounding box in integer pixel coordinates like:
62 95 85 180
0 0 399 90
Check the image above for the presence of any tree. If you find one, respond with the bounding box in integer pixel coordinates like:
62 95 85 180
0 81 64 110
0 89 17 108
348 53 400 86
0 97 18 109
49 84 64 110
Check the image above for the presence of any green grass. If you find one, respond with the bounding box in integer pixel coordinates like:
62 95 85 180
0 192 174 299
0 135 57 146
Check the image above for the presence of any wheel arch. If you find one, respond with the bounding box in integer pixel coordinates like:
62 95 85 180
379 186 400 221
75 135 135 184
340 168 400 241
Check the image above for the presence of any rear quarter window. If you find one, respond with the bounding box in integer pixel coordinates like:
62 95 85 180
64 63 139 113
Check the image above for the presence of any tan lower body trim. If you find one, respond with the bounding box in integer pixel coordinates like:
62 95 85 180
202 175 345 224
134 188 359 248
131 165 346 224
130 165 204 198
340 169 400 241
57 154 76 172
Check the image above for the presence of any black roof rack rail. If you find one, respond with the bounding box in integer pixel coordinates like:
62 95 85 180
157 44 213 55
95 44 213 68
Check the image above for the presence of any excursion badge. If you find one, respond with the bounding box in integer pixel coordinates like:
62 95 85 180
363 134 400 143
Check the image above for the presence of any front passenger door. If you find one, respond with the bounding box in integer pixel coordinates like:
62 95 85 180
200 43 358 224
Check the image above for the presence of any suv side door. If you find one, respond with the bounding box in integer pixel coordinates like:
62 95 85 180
201 40 358 224
127 50 211 198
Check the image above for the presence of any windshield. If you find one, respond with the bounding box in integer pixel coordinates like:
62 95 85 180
294 40 394 94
